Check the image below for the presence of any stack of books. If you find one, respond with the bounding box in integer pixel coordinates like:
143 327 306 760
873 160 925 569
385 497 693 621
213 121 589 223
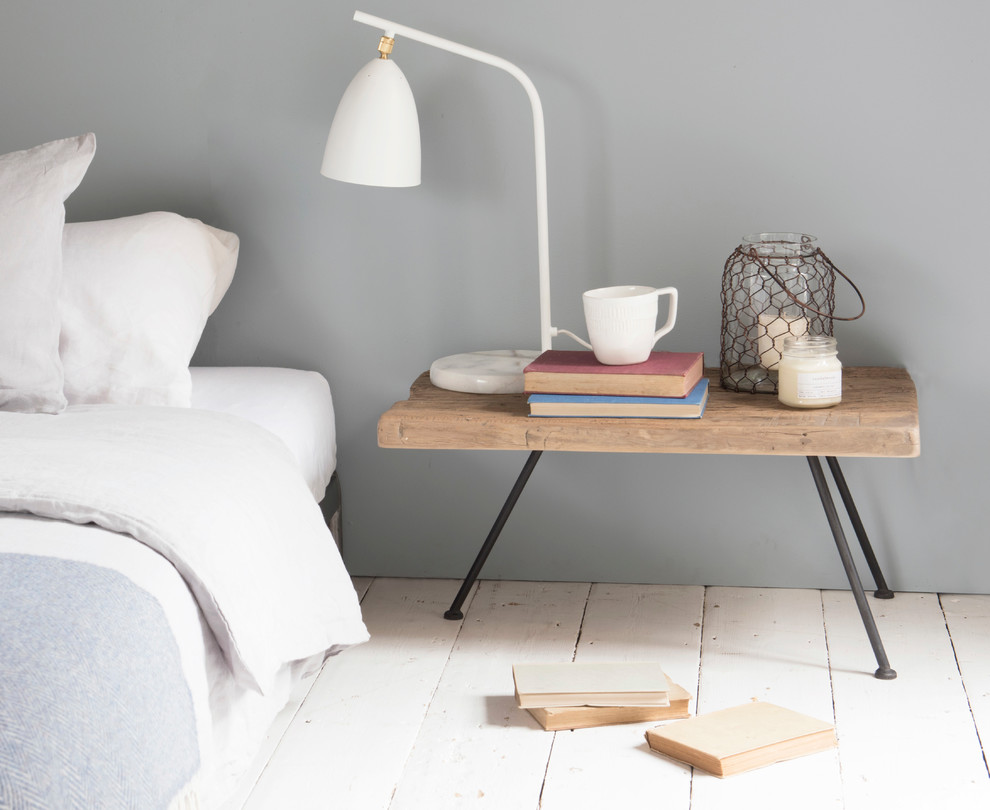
523 350 708 418
512 661 692 731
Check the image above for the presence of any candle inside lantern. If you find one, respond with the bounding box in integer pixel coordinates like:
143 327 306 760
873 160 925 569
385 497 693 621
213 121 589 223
756 312 808 370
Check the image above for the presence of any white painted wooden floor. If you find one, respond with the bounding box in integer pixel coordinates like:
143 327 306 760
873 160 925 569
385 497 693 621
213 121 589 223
231 579 990 810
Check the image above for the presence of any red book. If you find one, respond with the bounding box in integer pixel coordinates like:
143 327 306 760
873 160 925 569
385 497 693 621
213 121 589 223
523 350 704 398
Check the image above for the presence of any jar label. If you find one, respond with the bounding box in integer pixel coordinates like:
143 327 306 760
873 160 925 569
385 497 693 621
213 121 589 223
796 370 842 399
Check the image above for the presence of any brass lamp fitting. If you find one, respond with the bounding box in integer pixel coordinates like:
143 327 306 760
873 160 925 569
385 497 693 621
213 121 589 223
377 36 395 58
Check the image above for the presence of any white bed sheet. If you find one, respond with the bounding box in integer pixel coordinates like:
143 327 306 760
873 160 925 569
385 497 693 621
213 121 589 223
190 366 336 502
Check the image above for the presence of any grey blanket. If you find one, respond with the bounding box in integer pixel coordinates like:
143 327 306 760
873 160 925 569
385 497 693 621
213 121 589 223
0 553 199 809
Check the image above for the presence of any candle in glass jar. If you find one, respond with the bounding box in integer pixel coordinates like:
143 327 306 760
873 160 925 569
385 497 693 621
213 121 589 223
777 335 841 408
757 312 808 370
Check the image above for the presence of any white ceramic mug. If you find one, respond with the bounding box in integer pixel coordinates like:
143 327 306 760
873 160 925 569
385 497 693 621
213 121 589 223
556 285 679 365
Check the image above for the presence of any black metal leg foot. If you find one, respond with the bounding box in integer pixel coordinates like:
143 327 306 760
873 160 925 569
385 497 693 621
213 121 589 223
825 458 895 599
808 457 896 680
444 450 544 620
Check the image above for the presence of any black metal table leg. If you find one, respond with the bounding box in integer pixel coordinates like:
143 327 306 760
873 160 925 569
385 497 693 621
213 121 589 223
444 450 544 620
808 457 896 679
826 457 894 599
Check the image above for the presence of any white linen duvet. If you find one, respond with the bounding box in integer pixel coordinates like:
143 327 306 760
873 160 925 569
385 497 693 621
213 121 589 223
0 404 368 808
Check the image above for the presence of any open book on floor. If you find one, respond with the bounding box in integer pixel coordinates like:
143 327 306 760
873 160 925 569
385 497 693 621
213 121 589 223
527 675 691 730
644 701 837 777
513 661 670 709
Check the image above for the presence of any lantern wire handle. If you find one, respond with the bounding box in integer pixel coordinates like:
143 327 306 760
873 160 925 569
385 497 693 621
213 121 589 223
741 246 867 321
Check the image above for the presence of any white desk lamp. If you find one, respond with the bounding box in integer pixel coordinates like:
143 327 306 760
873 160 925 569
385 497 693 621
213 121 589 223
321 10 554 393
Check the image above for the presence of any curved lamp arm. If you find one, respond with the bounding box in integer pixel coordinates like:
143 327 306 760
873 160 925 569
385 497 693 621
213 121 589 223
352 11 554 351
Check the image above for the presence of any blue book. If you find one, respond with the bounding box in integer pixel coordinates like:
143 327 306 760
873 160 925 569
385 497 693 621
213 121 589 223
528 378 709 418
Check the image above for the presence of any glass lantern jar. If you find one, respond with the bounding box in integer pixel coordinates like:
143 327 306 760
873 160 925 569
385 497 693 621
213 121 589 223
719 232 864 394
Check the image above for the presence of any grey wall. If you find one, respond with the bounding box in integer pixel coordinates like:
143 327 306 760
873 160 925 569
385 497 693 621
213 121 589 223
3 1 987 592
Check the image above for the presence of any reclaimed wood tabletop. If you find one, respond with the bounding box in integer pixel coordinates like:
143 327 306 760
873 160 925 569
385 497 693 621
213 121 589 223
378 367 920 458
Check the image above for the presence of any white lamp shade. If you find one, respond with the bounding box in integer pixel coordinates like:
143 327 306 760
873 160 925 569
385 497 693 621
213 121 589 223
321 57 422 187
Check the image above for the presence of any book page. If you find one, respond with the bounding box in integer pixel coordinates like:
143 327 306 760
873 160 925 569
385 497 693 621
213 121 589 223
513 661 668 697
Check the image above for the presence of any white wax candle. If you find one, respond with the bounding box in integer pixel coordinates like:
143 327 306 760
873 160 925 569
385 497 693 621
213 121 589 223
756 312 808 369
777 336 842 408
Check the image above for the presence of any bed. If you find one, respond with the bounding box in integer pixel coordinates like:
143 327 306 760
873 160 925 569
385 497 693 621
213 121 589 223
0 134 368 808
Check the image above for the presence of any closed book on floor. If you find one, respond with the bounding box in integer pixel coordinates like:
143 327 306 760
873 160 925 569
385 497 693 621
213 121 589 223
513 661 670 709
644 701 837 777
527 675 691 730
523 350 704 398
528 378 708 418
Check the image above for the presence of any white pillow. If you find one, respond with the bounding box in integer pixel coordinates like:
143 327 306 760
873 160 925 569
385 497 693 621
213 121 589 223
59 212 239 406
0 134 96 413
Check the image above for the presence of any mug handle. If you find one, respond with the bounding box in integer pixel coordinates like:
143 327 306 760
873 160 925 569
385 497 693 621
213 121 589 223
652 287 678 344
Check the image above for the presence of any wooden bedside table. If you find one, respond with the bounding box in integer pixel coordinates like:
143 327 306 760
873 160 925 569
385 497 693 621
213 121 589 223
379 367 920 678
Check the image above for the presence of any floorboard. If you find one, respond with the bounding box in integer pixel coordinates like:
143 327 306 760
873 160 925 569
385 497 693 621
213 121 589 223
691 587 842 809
824 590 990 809
942 594 990 774
233 582 990 810
388 580 590 809
243 578 467 810
539 584 704 809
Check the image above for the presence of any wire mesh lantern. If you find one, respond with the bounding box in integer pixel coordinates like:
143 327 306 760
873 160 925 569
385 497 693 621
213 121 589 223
719 233 865 393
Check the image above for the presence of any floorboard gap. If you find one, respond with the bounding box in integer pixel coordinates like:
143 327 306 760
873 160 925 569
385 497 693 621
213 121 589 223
939 593 990 779
568 584 593 662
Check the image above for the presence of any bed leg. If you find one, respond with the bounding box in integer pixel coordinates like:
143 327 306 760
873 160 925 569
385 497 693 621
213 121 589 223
322 471 343 552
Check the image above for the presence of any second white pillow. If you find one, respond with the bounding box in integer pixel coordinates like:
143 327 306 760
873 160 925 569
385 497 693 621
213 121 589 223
60 212 239 406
